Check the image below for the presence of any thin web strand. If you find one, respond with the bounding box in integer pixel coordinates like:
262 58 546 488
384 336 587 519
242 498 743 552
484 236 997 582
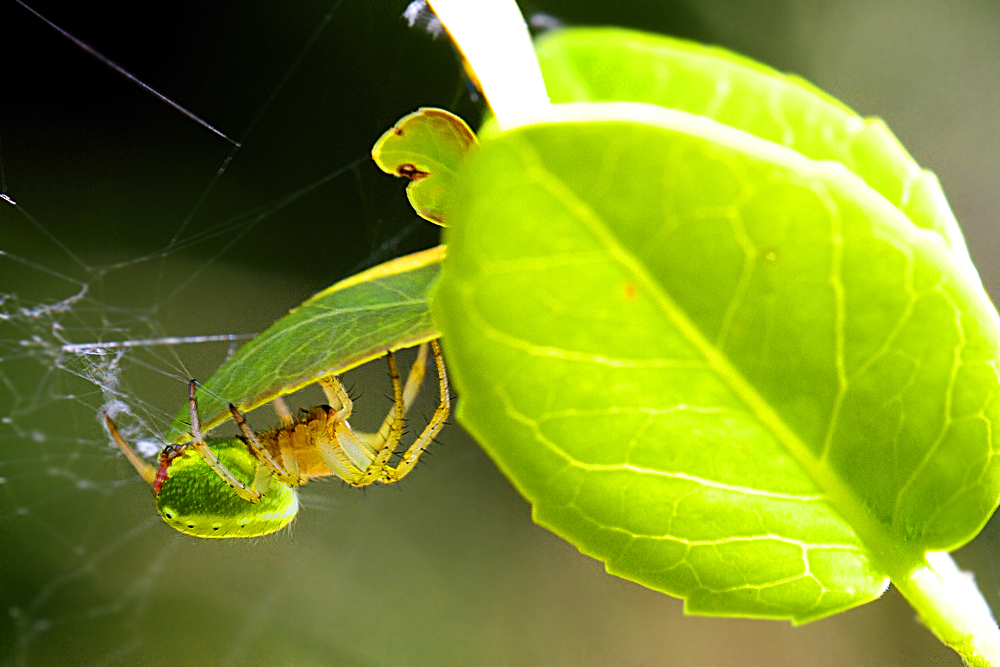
166 0 346 247
0 3 453 663
0 125 8 194
14 0 237 146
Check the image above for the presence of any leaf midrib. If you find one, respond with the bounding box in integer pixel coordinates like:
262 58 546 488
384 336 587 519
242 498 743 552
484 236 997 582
510 134 924 578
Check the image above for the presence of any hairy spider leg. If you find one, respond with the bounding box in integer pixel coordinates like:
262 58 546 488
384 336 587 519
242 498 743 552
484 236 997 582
348 349 408 486
381 339 450 483
104 414 157 485
311 362 394 485
361 342 429 449
229 402 302 489
186 380 263 503
312 373 371 479
314 340 449 487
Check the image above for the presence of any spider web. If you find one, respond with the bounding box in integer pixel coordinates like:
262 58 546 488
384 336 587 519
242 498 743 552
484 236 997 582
0 2 472 664
1 1 999 666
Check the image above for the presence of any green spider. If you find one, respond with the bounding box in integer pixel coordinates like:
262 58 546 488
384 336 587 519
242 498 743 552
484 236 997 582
106 341 449 538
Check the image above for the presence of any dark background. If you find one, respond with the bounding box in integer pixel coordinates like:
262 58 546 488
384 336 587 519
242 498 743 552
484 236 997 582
1 0 998 665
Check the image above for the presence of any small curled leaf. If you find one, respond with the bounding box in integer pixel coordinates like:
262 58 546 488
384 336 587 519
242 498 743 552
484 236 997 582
372 107 477 225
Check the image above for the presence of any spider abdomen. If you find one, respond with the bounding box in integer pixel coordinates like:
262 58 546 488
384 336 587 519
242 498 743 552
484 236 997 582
155 438 298 538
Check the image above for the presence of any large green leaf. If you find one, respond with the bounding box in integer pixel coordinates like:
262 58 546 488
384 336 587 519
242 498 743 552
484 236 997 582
534 28 983 294
167 245 443 441
433 99 1000 622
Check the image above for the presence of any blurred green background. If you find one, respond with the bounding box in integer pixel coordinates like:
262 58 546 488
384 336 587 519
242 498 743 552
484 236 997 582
1 1 998 665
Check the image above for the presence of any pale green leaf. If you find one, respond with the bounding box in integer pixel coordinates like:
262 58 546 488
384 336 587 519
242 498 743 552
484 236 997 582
167 245 443 441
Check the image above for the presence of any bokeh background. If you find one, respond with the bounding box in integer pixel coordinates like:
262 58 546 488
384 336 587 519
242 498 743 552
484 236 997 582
1 1 998 665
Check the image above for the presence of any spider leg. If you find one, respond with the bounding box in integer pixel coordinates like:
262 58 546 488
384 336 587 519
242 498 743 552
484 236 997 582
272 396 294 428
319 375 353 422
308 411 377 482
186 380 262 503
229 403 301 487
313 375 380 480
359 342 429 449
312 345 444 487
104 414 157 485
347 349 407 486
382 339 449 483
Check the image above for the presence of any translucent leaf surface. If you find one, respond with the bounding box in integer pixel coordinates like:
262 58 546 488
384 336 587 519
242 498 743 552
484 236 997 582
167 245 443 441
534 27 983 293
433 102 1000 622
371 108 477 225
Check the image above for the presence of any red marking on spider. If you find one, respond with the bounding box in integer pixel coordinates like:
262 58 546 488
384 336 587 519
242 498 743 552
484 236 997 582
153 445 185 495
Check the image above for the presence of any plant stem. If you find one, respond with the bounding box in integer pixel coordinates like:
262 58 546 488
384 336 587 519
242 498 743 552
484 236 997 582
892 552 1000 666
427 0 549 130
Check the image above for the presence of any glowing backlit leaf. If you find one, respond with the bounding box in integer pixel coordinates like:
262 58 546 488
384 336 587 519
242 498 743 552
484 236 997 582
433 30 1000 623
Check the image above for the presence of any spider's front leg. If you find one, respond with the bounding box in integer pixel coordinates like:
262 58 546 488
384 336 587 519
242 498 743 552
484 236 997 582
185 380 264 503
229 402 302 491
353 341 450 486
361 342 429 449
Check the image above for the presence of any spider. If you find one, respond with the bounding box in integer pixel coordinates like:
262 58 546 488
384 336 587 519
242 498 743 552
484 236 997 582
105 341 450 538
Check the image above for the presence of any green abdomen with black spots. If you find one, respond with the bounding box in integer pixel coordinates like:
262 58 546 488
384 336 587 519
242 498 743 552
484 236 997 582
155 438 299 538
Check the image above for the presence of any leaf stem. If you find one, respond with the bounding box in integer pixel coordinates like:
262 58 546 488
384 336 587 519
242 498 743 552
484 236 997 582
427 0 550 130
891 552 1000 666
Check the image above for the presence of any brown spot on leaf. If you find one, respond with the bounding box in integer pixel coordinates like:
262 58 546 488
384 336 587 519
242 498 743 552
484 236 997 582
623 282 637 300
397 164 429 181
